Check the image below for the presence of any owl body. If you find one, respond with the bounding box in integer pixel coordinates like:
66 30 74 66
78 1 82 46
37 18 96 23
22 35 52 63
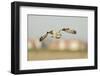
51 31 62 39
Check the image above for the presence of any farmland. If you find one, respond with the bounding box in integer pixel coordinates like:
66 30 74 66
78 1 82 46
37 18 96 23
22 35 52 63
28 49 87 61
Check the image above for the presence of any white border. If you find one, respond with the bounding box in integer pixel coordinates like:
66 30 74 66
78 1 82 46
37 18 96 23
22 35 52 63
20 6 95 70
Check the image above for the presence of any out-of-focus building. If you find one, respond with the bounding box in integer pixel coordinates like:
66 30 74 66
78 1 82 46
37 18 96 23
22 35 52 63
49 39 68 50
28 38 87 52
48 39 87 51
28 38 42 50
41 38 51 48
68 39 87 51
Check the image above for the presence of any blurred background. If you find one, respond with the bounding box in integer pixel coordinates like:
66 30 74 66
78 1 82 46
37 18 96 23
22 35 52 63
27 14 88 61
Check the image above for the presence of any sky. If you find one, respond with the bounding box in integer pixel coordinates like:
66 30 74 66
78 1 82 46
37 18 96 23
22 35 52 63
27 14 88 41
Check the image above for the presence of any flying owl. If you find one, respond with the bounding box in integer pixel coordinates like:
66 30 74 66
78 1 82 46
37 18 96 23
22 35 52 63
39 27 77 41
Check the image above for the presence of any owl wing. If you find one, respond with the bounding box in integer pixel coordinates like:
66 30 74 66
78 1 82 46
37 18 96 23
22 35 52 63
62 27 77 34
39 30 53 41
39 33 48 41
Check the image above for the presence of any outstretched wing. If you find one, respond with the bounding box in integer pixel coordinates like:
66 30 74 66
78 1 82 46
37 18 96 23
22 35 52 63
39 30 53 41
39 33 48 41
62 28 77 34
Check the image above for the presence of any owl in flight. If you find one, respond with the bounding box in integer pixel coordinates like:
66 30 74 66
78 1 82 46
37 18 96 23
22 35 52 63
39 27 77 41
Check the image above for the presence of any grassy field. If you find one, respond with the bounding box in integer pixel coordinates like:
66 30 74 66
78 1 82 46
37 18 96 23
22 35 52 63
28 49 88 61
